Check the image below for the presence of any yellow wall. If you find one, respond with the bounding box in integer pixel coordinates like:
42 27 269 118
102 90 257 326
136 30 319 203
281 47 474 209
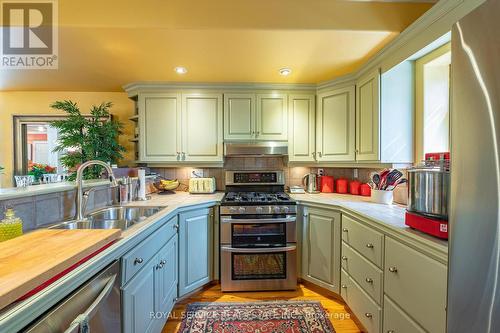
0 91 135 187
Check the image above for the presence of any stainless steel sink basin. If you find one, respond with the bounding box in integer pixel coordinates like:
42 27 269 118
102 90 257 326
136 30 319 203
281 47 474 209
49 206 166 231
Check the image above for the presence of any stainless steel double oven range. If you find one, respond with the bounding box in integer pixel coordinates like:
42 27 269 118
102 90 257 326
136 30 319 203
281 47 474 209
220 170 297 292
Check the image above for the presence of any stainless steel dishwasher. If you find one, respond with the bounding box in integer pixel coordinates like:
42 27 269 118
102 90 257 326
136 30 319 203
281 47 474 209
23 260 121 333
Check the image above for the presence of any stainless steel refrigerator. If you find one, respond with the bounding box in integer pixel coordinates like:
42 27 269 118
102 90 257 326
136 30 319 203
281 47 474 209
448 0 500 331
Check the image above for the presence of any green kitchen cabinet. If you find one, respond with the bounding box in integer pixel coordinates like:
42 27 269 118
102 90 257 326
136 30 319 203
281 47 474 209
356 69 381 161
288 94 316 162
178 208 214 297
301 206 341 293
122 258 156 333
224 93 256 140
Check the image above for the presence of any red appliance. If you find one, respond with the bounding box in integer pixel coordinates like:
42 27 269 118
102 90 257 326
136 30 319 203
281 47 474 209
336 179 348 194
360 183 371 196
349 180 361 195
321 176 334 193
405 211 448 239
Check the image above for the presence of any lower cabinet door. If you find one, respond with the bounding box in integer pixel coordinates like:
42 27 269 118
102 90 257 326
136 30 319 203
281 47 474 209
383 296 426 333
122 263 156 333
178 208 213 297
155 237 178 313
302 208 341 292
341 269 381 333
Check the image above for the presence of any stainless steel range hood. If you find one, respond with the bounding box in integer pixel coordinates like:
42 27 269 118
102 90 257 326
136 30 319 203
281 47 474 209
224 142 288 156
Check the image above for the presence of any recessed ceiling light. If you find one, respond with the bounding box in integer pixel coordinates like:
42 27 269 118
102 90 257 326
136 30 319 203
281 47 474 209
174 66 187 74
279 68 292 76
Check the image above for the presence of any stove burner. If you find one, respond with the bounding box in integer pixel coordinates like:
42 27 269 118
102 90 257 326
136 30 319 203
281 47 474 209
224 191 292 203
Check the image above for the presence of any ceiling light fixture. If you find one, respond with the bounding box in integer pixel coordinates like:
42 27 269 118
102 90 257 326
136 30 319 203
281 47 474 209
279 68 292 76
174 66 187 74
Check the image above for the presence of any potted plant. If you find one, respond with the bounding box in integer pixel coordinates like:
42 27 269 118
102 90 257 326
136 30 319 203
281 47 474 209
50 101 125 180
28 163 56 183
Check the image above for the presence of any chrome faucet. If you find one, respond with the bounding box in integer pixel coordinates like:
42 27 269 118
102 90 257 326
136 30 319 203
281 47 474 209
75 160 118 220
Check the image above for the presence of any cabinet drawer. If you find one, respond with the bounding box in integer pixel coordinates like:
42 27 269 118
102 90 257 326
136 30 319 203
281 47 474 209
122 215 178 283
342 215 384 267
384 237 447 333
340 269 381 333
384 295 426 333
342 242 383 304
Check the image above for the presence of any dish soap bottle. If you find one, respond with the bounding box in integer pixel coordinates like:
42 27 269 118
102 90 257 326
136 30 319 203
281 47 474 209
0 206 23 242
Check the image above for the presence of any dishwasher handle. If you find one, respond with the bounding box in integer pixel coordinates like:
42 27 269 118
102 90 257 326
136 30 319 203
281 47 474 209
64 274 117 333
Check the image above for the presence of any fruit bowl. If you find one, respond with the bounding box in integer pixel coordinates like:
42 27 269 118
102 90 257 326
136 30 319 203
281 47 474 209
153 178 180 194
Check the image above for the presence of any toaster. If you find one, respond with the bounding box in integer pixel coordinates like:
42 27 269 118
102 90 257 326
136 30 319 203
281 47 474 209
189 177 217 194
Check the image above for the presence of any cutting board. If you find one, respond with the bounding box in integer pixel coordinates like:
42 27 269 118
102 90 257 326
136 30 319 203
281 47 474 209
0 229 121 310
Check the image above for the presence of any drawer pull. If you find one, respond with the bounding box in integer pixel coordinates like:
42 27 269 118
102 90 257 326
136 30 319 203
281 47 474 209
365 313 373 318
366 243 374 248
365 277 373 283
342 256 348 261
159 259 166 268
134 258 144 265
387 331 395 333
342 228 349 232
341 284 347 289
389 266 398 273
173 224 179 230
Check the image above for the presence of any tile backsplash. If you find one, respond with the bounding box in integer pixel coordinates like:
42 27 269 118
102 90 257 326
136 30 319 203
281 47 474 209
150 157 409 206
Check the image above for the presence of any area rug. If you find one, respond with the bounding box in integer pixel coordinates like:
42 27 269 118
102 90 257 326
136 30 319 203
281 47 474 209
178 300 335 333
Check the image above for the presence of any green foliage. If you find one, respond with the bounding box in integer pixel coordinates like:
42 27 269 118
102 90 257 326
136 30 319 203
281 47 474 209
50 101 125 180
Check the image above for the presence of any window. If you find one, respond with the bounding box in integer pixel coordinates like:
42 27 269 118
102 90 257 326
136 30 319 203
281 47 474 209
415 43 451 161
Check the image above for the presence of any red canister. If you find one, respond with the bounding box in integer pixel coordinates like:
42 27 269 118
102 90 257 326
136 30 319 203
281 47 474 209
349 180 361 195
321 176 334 193
360 183 371 196
336 178 348 194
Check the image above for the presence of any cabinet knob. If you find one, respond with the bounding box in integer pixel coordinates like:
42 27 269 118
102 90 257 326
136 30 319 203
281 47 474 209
365 277 373 283
181 152 186 160
366 243 374 248
389 266 398 273
134 258 144 265
341 284 347 289
342 228 349 232
173 224 179 230
318 152 323 158
342 256 348 261
160 259 166 265
365 313 373 318
312 152 316 158
387 331 395 333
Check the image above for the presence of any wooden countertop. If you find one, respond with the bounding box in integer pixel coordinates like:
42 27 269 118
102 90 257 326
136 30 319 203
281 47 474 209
0 229 121 311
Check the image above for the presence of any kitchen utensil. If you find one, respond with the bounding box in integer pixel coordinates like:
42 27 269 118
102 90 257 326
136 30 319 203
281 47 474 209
371 173 381 189
408 166 449 219
349 180 361 195
336 178 348 194
302 173 321 193
371 189 393 205
320 176 334 193
386 178 407 191
384 169 403 189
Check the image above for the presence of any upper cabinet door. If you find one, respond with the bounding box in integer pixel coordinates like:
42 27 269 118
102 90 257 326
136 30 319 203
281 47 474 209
223 93 256 141
182 93 223 162
288 94 316 162
138 93 181 162
356 69 381 161
256 93 288 141
316 86 356 162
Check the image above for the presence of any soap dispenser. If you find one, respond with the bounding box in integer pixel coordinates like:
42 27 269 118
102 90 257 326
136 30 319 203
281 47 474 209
0 206 23 242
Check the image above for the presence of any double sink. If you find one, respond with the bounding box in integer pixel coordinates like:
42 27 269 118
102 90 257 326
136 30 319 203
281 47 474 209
49 206 167 231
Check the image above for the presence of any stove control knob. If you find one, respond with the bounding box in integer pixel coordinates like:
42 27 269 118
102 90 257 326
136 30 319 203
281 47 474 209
273 206 281 214
282 206 290 213
238 207 246 213
255 206 263 213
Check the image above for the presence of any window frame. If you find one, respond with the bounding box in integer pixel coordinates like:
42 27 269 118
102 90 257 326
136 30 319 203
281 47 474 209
414 42 451 162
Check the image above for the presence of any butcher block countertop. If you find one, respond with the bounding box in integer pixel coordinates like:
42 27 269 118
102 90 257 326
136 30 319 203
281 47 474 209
0 229 121 311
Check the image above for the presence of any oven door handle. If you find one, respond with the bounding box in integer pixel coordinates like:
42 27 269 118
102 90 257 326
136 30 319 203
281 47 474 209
221 216 296 224
221 245 296 253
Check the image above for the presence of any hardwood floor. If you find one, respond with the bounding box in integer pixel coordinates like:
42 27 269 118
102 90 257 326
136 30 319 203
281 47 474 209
162 283 363 333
